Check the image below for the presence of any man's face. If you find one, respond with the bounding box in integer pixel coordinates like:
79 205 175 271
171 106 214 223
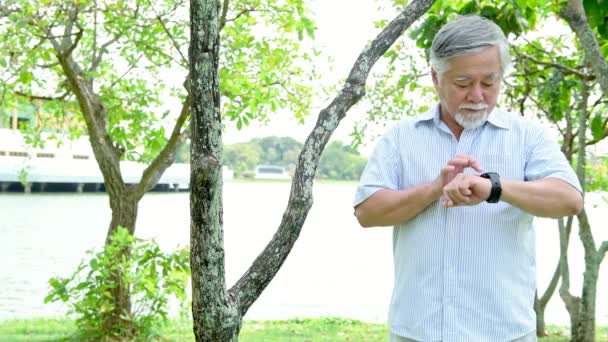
432 46 502 130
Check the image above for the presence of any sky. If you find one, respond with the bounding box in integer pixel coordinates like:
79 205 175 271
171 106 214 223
222 0 390 149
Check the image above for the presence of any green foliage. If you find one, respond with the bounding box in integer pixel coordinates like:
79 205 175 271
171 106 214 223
250 136 303 167
359 0 548 144
503 26 608 192
408 0 543 60
583 0 608 41
220 0 318 127
44 227 190 340
586 156 608 192
317 141 367 181
218 136 367 180
0 0 318 162
224 143 262 177
17 166 28 186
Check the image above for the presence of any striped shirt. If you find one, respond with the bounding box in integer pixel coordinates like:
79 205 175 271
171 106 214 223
353 104 581 342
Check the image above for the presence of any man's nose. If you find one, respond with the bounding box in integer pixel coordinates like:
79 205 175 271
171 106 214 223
467 84 483 102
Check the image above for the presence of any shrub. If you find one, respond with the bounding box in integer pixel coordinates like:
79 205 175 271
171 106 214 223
45 227 190 340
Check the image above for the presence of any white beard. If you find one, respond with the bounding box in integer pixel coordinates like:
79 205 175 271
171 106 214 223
454 103 489 129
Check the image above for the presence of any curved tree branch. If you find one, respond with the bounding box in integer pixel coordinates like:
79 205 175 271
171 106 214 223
519 52 593 80
560 0 608 97
134 94 190 198
228 0 437 316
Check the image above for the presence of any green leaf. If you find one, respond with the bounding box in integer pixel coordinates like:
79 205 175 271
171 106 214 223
591 114 605 141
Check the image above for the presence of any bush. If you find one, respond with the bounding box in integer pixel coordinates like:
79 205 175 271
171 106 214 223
45 227 190 340
241 170 256 179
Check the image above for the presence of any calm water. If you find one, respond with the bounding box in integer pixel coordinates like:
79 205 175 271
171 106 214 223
0 183 606 325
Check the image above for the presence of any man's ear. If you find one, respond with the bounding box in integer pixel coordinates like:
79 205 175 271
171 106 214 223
431 68 440 90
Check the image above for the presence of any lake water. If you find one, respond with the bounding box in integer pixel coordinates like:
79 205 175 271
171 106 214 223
0 182 606 325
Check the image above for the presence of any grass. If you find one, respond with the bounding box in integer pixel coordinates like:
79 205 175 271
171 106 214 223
1 317 606 341
229 178 358 185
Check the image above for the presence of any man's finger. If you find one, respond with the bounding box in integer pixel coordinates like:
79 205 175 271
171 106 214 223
444 186 470 205
448 157 482 173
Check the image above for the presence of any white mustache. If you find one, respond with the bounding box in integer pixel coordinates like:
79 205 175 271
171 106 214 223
459 103 488 110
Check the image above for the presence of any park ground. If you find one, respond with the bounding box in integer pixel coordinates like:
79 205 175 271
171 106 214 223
1 317 607 341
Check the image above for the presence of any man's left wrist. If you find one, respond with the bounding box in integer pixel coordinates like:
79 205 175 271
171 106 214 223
480 172 502 203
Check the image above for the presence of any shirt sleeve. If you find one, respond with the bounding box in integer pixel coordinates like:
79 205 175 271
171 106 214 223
524 122 582 193
353 126 402 207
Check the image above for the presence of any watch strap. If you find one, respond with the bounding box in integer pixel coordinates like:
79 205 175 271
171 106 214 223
480 172 502 203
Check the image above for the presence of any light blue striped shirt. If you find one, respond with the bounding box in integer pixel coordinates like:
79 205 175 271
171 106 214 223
354 104 581 342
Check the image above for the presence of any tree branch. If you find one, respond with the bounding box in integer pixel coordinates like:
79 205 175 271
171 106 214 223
600 241 608 264
50 36 125 196
14 90 69 101
90 36 120 72
92 0 98 73
558 215 580 323
134 94 190 199
539 261 561 306
63 28 83 59
585 127 608 146
220 0 230 30
560 0 608 98
61 3 79 51
109 56 141 89
228 0 437 316
35 61 61 69
519 53 593 80
145 0 188 66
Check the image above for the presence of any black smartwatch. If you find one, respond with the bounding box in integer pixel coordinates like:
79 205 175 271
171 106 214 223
480 172 502 203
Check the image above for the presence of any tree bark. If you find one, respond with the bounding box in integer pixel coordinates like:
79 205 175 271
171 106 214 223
188 0 436 340
574 209 600 342
535 260 561 337
560 0 608 98
189 0 239 341
557 78 605 341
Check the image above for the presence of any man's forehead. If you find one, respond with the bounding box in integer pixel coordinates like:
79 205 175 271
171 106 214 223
452 72 500 81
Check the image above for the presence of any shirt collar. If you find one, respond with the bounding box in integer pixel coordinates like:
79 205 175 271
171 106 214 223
413 103 512 130
486 107 511 130
413 104 440 127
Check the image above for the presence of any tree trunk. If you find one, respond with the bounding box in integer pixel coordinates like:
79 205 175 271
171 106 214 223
535 261 561 337
189 0 241 340
571 209 600 342
558 78 605 342
106 192 139 335
38 3 189 336
558 215 581 338
188 0 436 340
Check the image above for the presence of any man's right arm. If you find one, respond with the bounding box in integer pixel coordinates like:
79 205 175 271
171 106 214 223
354 155 481 228
354 182 442 228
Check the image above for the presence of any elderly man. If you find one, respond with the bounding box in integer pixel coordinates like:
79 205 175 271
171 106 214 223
353 15 583 342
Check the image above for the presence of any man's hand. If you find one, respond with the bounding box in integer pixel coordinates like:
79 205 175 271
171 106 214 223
442 174 492 207
432 155 482 199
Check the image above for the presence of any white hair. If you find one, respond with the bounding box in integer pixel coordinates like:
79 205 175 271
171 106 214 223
430 15 511 79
